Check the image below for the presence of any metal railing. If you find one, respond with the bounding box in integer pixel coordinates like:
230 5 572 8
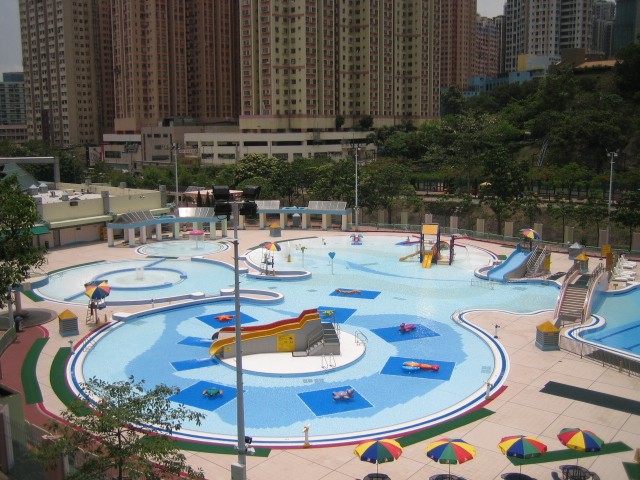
354 330 368 345
321 353 336 370
559 335 640 377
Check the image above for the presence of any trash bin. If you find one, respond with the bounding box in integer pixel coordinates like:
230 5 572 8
292 213 301 228
574 252 589 273
535 321 560 351
568 242 583 260
269 223 281 237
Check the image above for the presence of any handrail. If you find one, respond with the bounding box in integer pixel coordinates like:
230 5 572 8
553 263 581 326
525 244 540 271
528 245 548 277
321 353 336 370
354 330 368 345
581 263 606 323
307 330 324 353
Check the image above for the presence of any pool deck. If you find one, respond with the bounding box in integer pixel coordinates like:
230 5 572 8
2 229 640 480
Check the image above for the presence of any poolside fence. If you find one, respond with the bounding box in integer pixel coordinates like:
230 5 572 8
559 335 640 378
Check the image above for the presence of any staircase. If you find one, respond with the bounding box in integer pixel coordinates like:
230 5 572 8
297 322 341 357
525 245 548 278
556 275 590 326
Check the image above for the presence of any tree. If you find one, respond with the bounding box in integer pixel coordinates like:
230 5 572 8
34 376 205 480
0 175 47 311
613 191 640 250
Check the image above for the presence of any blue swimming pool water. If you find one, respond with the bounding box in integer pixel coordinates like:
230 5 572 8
585 288 640 354
67 235 560 446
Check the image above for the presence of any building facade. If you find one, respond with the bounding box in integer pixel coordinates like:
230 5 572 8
474 15 502 78
0 72 28 144
19 0 108 146
612 0 640 55
503 0 596 73
592 0 615 58
440 0 477 89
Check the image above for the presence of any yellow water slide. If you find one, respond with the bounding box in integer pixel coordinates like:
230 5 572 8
422 252 433 268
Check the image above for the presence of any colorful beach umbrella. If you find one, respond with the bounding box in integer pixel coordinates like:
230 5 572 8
425 437 476 477
84 281 111 300
354 439 403 474
557 428 604 453
498 435 547 474
263 242 281 252
519 228 541 240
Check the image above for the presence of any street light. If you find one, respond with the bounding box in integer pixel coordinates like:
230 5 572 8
606 150 618 246
213 187 260 480
172 143 179 209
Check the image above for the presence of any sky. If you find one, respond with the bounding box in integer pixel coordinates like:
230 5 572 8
0 0 506 76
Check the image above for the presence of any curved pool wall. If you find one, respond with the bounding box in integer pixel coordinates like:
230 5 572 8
577 283 640 358
35 257 249 306
68 303 509 448
136 239 228 257
64 236 562 448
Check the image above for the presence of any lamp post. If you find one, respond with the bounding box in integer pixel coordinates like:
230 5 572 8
172 143 179 208
606 150 618 246
230 201 248 480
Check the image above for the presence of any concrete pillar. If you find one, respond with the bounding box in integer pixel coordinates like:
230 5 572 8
259 213 267 229
377 210 385 225
128 228 136 247
400 211 409 227
159 185 167 208
341 214 348 231
279 213 286 229
476 218 485 234
221 218 228 237
564 226 574 244
633 232 640 252
140 226 147 244
598 229 607 247
107 228 114 247
424 214 433 224
173 223 180 239
302 214 309 229
101 190 110 215
534 223 543 238
238 215 245 229
155 224 162 241
209 222 217 240
504 221 514 238
321 214 329 230
450 216 458 231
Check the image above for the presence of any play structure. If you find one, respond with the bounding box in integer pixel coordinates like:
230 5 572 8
402 361 440 372
399 224 456 268
209 308 340 359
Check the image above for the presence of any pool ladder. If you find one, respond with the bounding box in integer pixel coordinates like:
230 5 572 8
321 353 336 370
354 330 368 346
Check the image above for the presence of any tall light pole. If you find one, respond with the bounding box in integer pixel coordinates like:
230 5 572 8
354 145 359 231
606 150 617 246
230 201 248 480
172 143 179 208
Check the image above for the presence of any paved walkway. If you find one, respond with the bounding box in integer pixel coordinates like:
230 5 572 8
1 229 639 480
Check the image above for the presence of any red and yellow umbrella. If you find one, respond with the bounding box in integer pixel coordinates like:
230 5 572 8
354 439 403 475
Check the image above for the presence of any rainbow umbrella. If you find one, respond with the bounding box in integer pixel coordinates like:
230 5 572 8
263 242 281 252
519 228 541 240
84 281 111 300
354 439 403 475
425 437 476 477
498 435 547 474
557 428 604 459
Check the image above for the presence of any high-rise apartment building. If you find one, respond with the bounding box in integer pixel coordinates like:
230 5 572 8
19 0 107 146
110 0 239 133
239 0 441 132
440 0 477 89
503 0 595 73
612 0 640 55
592 1 615 58
474 15 502 78
0 72 28 143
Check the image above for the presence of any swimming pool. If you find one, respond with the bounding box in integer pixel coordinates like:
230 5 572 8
66 235 560 447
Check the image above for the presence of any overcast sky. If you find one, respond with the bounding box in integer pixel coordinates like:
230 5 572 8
0 0 506 76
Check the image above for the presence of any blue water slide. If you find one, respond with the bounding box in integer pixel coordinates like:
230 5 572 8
487 245 532 282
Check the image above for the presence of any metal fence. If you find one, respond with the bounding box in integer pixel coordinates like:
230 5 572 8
559 335 640 377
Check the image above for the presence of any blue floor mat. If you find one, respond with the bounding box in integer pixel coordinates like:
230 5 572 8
317 306 357 324
196 311 259 328
178 336 213 347
381 356 455 381
330 288 380 299
372 324 440 343
170 381 235 412
171 357 218 372
298 385 373 417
